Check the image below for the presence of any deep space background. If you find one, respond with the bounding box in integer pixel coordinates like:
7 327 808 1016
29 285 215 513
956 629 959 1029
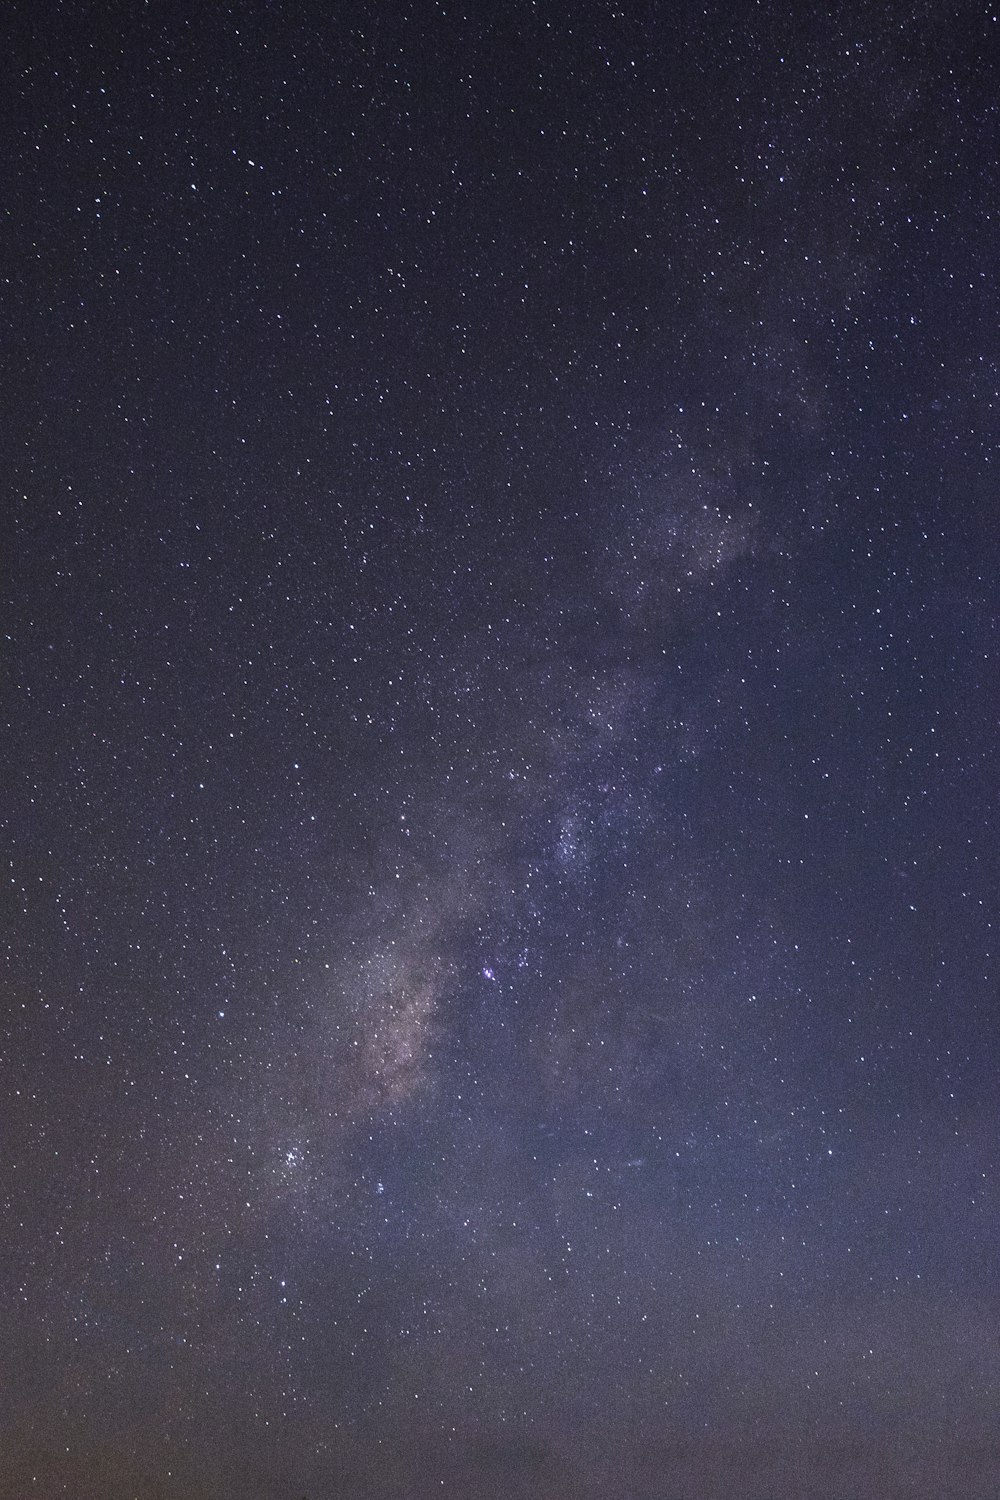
3 1 999 1496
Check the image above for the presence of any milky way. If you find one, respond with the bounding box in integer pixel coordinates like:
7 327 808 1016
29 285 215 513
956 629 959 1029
4 2 999 1496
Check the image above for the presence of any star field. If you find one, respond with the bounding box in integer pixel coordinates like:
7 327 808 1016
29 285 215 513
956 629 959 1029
3 2 999 1496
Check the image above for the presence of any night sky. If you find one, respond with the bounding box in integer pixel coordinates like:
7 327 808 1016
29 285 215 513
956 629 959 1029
4 2 999 1496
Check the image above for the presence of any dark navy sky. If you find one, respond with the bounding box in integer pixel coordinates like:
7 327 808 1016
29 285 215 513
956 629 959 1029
3 2 999 1496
